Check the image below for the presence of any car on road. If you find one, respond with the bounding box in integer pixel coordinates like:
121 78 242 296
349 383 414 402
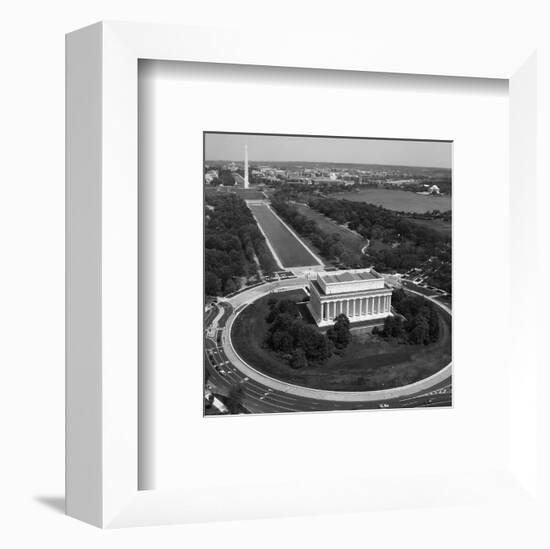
378 403 390 409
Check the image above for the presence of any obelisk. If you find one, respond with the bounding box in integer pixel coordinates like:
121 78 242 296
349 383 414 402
244 144 249 189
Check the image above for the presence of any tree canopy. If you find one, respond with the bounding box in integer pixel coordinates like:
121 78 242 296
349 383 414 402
264 298 334 368
327 314 352 350
205 194 277 296
270 194 451 292
378 289 440 345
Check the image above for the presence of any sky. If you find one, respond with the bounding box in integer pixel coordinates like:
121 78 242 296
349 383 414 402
204 132 452 169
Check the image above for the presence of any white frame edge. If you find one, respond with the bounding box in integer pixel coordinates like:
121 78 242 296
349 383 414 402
66 20 547 528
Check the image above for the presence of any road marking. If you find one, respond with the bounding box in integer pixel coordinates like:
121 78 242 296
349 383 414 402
400 388 450 402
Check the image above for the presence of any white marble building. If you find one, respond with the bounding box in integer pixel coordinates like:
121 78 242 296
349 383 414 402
308 268 393 327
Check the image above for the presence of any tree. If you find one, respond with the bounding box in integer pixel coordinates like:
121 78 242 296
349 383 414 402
301 328 331 363
264 297 334 366
328 314 352 350
290 348 308 369
205 193 276 295
303 196 451 281
271 330 294 353
383 315 404 338
408 315 430 345
428 307 440 342
205 271 221 296
270 312 296 333
219 170 236 186
224 278 236 294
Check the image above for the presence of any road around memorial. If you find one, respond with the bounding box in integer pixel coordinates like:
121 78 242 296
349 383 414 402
204 276 452 413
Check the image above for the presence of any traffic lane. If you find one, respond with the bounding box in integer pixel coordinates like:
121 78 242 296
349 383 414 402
399 394 452 408
208 358 451 413
209 373 453 414
238 375 453 412
402 280 445 298
206 345 374 411
224 278 307 309
206 352 311 411
206 352 355 413
204 304 219 327
206 336 452 413
216 302 233 329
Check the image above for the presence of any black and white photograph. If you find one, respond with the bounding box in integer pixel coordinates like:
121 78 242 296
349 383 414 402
204 132 452 415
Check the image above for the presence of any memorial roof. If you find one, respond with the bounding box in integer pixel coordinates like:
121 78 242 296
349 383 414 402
310 279 390 298
319 269 381 285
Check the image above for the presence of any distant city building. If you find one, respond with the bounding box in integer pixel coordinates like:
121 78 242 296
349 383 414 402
387 178 416 186
308 268 393 327
286 177 311 185
429 184 440 194
311 177 345 185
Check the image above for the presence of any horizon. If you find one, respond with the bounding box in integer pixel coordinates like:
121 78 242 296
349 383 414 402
205 158 451 171
204 132 453 170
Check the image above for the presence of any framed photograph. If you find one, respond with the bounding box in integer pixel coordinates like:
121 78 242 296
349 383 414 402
66 21 547 531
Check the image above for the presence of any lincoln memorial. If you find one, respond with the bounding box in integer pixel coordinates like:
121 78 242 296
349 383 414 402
308 268 393 327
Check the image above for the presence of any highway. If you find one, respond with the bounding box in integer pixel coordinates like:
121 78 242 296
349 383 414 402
204 279 452 414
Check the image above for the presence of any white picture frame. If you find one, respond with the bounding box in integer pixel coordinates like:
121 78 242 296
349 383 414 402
66 21 548 529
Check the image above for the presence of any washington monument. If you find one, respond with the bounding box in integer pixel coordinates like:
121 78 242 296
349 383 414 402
244 144 249 189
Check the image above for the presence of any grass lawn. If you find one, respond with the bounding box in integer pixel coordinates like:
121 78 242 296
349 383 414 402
330 188 452 214
231 290 452 392
405 216 452 237
292 202 365 254
293 201 398 259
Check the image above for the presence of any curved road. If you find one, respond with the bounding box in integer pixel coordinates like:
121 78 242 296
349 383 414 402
222 278 452 403
206 277 452 413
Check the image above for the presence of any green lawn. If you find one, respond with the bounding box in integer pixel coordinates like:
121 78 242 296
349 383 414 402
292 202 365 254
293 201 397 259
330 188 452 214
405 217 452 237
231 290 452 391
